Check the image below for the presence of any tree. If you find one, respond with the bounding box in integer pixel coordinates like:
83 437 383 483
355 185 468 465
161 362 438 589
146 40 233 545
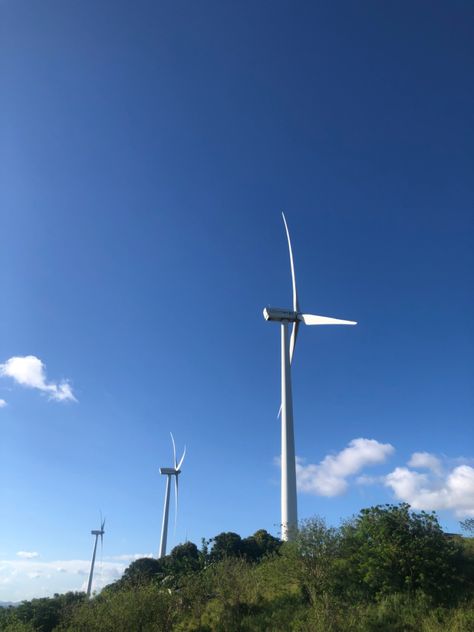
339 504 466 604
119 557 164 587
209 530 281 562
209 532 244 560
166 541 201 575
242 529 281 561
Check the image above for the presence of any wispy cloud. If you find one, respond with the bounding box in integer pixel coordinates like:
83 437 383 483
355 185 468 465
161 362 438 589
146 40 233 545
104 553 153 562
296 438 395 496
0 558 128 601
385 452 474 517
16 551 39 559
0 399 7 408
0 356 77 402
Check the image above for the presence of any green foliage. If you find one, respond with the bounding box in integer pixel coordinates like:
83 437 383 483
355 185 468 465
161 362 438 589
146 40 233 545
118 557 164 587
55 584 178 632
0 622 36 632
208 532 243 561
12 593 85 632
339 504 467 604
208 529 281 562
3 505 474 632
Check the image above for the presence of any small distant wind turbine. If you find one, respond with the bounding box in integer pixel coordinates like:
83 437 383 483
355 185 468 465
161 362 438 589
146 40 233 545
158 433 186 558
86 514 105 598
263 213 356 541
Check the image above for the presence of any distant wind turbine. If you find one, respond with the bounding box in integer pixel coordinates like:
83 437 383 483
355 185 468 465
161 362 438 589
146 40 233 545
86 514 105 598
263 213 357 541
158 433 186 558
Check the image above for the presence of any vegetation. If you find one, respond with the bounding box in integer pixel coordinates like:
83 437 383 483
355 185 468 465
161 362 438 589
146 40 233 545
1 504 474 631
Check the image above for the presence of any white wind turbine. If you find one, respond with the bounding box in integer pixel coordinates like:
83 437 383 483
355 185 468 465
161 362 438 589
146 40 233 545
158 433 186 558
263 213 357 541
86 514 105 598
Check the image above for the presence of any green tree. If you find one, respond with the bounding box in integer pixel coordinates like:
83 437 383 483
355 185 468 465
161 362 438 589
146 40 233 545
209 532 244 560
241 529 281 561
339 504 466 604
119 557 164 587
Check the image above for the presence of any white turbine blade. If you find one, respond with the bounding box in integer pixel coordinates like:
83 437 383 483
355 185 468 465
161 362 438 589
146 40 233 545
101 516 106 532
289 321 299 365
282 212 299 312
277 321 298 418
177 445 186 471
170 432 177 469
174 475 179 535
99 529 104 591
300 313 357 326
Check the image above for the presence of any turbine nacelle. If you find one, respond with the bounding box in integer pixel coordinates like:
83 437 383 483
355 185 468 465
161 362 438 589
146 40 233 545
91 529 104 535
160 467 181 475
263 307 299 322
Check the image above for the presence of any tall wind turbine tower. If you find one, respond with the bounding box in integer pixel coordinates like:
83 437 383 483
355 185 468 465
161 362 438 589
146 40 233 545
86 515 105 598
159 433 186 558
263 213 356 541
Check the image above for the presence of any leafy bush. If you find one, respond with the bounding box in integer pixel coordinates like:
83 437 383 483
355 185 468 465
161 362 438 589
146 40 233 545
3 506 474 632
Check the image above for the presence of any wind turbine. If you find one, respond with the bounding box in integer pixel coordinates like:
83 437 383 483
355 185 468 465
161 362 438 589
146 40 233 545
86 515 105 598
158 433 186 558
263 213 356 541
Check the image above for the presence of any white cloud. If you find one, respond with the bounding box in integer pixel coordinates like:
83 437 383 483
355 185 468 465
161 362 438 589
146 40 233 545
0 356 77 402
0 398 7 408
385 452 474 517
0 558 127 602
104 553 153 562
16 552 39 559
296 438 395 497
407 451 443 475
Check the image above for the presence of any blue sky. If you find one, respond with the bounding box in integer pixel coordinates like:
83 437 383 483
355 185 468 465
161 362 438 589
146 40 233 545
1 0 473 600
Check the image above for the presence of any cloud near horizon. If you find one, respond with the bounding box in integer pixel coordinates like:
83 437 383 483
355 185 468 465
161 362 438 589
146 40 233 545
385 453 474 517
0 557 128 602
296 438 395 496
16 552 39 559
0 356 77 402
104 553 153 562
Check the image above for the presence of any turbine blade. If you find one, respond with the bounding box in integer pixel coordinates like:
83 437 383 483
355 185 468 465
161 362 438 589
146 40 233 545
282 213 299 313
278 319 299 417
300 313 357 326
289 321 299 365
170 432 177 469
174 475 179 534
177 445 186 471
101 516 106 532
